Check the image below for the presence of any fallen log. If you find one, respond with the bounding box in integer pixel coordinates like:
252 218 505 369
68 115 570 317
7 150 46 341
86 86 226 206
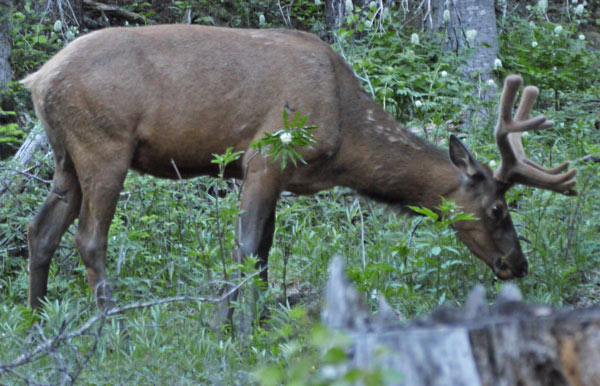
322 258 600 386
82 0 145 23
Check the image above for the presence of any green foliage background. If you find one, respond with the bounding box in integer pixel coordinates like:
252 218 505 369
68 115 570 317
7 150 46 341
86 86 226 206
0 1 599 384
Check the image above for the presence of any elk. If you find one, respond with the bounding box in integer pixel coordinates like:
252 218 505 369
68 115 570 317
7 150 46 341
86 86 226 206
22 25 576 313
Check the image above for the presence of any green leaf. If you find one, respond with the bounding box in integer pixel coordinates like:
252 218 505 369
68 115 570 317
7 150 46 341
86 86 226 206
256 366 283 386
408 206 438 221
323 346 347 364
282 109 289 130
452 213 476 222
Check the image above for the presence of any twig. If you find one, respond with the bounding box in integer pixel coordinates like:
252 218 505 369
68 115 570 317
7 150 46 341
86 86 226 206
353 197 367 270
277 0 293 28
0 245 25 254
0 168 52 185
408 217 424 248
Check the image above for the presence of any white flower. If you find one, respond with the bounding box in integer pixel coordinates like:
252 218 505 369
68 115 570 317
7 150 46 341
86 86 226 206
280 132 292 145
493 58 503 70
315 0 321 5
532 41 538 47
382 7 390 21
537 0 548 12
489 160 497 168
554 25 563 34
465 29 477 43
259 14 266 25
440 70 448 77
487 79 496 87
410 33 420 45
370 289 378 300
415 100 423 108
443 9 450 23
345 0 353 14
53 20 62 32
575 4 585 15
579 34 586 40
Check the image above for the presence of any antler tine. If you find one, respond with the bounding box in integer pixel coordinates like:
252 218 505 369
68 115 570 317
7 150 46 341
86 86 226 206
493 75 577 195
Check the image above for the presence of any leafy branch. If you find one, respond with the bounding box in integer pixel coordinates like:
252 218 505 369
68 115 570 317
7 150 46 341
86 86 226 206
250 109 318 170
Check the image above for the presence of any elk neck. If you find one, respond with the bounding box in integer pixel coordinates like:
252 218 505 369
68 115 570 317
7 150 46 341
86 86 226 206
330 90 463 211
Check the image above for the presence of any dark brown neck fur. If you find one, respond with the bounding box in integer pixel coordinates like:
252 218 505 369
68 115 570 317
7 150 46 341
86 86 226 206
330 74 462 210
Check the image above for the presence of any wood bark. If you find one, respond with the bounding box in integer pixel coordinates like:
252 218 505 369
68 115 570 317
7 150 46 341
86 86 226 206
0 0 12 94
430 0 499 83
322 258 600 386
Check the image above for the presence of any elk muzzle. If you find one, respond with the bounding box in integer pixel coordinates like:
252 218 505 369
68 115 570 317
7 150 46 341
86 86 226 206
493 249 528 279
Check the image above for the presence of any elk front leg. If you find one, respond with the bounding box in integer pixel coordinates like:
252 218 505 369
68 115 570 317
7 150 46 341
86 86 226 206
239 205 276 285
213 166 281 330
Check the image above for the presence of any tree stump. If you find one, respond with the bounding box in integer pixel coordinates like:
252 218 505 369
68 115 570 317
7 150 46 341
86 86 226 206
322 258 600 386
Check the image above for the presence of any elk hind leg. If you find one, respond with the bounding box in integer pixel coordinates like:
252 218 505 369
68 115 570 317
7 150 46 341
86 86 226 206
74 165 128 311
28 153 82 310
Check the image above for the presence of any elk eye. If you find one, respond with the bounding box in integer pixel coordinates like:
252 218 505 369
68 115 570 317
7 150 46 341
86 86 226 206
491 204 504 219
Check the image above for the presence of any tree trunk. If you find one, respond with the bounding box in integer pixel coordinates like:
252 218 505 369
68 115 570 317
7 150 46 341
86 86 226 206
430 0 498 83
0 0 12 94
325 0 345 32
322 258 600 386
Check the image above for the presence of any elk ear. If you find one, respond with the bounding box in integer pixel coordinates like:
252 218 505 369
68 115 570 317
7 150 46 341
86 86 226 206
449 135 479 177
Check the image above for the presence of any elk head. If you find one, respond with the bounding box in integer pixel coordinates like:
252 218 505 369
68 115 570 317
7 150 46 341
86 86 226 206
445 75 577 279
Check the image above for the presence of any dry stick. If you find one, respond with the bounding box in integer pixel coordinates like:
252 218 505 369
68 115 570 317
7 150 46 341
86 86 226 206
353 197 368 271
115 192 131 276
0 269 262 375
408 217 424 248
277 0 292 28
